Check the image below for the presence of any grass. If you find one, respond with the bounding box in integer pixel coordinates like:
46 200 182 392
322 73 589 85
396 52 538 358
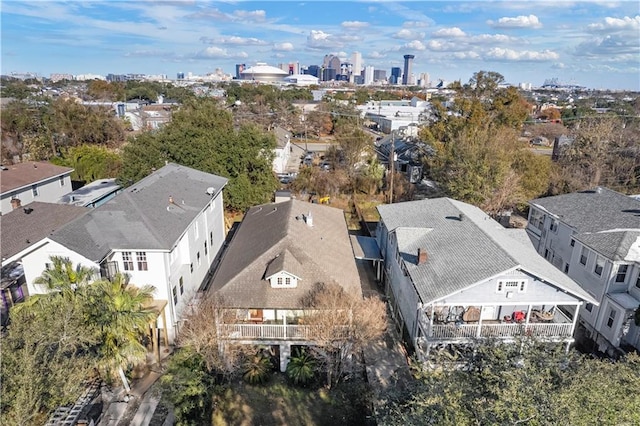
211 373 374 426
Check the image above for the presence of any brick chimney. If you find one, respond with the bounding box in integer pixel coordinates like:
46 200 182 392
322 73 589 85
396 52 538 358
10 198 21 210
417 248 428 265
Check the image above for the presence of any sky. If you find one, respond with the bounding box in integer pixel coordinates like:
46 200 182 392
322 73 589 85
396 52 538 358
1 1 639 90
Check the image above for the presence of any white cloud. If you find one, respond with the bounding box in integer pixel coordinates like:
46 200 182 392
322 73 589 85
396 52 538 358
427 39 460 51
469 34 518 44
307 30 333 48
486 48 559 61
488 15 542 29
452 51 481 60
574 35 640 59
551 62 566 69
404 40 427 51
587 15 640 32
368 51 386 59
195 46 248 59
342 21 369 29
273 42 294 51
233 10 266 22
432 27 466 38
393 29 424 40
200 36 267 46
403 20 430 28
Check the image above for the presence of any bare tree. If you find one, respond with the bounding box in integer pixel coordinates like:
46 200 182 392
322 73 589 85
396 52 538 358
177 294 249 378
301 282 387 388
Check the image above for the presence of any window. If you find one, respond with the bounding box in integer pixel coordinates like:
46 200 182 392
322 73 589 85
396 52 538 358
529 209 545 231
594 257 604 276
136 252 148 271
172 286 178 305
616 265 629 283
570 239 575 247
197 251 201 266
277 277 283 286
59 176 65 186
636 273 640 289
519 281 526 292
497 281 503 293
210 231 213 246
123 252 134 271
564 263 570 273
45 262 52 271
585 303 593 313
179 277 184 295
606 309 616 328
579 247 588 266
204 241 208 256
190 263 193 273
32 185 39 197
550 220 558 232
497 280 526 293
285 277 291 286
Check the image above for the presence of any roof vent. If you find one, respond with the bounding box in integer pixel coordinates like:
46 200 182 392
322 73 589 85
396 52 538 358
458 213 465 221
596 187 602 194
305 211 313 227
23 207 33 214
206 187 215 196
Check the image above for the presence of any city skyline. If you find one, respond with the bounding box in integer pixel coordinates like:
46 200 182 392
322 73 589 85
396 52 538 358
1 1 639 90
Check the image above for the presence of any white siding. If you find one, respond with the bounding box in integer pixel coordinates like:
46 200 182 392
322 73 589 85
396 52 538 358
1 173 73 214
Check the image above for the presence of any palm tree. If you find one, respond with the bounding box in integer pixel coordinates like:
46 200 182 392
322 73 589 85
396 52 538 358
86 273 156 391
33 255 95 294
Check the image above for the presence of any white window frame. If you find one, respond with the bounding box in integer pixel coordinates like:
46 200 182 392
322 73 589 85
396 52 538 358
497 279 527 294
579 247 588 266
594 256 604 276
136 251 148 271
122 251 134 271
606 308 616 328
616 264 629 283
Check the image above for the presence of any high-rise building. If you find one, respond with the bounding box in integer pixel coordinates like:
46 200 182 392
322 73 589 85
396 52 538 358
364 66 375 85
351 51 362 83
306 65 321 78
403 54 415 85
373 69 387 82
391 67 401 84
177 72 185 81
235 64 246 79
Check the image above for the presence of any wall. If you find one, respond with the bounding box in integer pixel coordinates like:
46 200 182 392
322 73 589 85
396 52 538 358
1 173 73 214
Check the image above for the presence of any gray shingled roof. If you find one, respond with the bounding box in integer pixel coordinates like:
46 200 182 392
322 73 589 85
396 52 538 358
49 164 227 262
0 202 88 261
530 188 640 260
530 188 640 233
377 198 596 305
208 199 362 309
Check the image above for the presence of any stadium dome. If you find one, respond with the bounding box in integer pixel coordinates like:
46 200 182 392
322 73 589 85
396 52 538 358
283 74 319 86
239 63 288 82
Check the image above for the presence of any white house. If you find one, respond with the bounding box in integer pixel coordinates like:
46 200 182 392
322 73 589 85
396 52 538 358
20 163 228 343
376 198 597 362
527 187 640 355
0 162 73 214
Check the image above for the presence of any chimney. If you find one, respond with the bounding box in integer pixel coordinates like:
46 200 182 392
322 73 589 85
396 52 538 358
417 248 428 265
10 198 21 210
305 211 313 227
458 213 465 221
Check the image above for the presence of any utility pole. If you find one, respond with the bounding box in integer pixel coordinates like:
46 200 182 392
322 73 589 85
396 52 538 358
389 131 395 203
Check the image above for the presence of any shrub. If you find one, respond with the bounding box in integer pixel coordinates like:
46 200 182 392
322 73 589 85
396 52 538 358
242 352 272 385
286 348 316 386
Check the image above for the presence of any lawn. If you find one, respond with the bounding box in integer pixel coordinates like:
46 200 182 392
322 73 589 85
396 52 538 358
212 373 375 426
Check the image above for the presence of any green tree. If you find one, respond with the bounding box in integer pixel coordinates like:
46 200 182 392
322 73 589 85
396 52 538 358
86 273 156 389
120 98 278 211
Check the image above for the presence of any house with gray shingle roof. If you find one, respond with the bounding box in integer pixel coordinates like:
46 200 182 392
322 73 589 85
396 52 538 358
376 198 597 362
19 163 228 343
527 187 640 355
206 198 361 371
0 202 88 323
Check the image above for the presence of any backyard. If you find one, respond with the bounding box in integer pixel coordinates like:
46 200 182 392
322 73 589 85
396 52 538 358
211 373 375 426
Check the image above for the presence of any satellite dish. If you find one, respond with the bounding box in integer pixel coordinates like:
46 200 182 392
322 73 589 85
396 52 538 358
206 187 215 196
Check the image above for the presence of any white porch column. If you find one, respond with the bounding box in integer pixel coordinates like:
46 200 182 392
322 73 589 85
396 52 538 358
525 304 532 326
570 303 580 337
283 314 287 339
429 303 434 336
476 305 484 338
279 343 291 372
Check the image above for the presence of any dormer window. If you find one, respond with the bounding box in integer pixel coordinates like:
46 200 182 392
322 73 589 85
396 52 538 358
269 272 298 288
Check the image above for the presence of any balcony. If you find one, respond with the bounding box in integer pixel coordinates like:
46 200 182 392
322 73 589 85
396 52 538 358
419 305 576 342
218 323 351 341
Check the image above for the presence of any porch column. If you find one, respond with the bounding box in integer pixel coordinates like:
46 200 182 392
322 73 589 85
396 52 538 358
569 303 580 338
283 313 287 339
161 309 170 347
428 303 434 337
279 343 291 372
476 305 484 338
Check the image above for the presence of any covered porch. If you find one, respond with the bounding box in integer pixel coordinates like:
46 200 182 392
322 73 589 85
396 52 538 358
416 302 579 354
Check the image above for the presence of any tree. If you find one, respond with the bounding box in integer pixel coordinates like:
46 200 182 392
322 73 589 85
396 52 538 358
85 273 156 390
378 341 640 426
301 282 386 388
50 144 123 184
119 98 278 211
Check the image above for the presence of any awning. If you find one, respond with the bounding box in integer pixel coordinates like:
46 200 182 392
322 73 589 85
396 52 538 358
350 235 383 261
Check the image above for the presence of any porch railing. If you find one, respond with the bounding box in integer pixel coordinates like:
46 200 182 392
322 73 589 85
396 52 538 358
218 324 350 340
428 322 574 340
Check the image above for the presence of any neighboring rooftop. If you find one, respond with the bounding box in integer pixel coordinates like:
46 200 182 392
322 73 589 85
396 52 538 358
530 187 640 260
208 199 361 308
377 198 596 305
273 126 291 149
0 202 88 262
58 178 121 207
0 162 73 194
529 187 640 234
50 163 228 262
